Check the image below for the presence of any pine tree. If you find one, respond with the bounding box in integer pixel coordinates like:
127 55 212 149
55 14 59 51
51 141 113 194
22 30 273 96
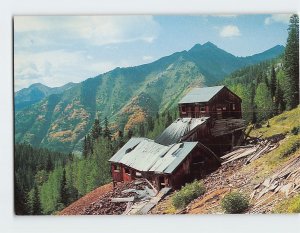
156 112 159 120
283 14 299 109
275 80 285 114
127 129 133 139
46 155 53 172
86 134 93 155
60 168 68 207
91 118 102 140
147 116 154 132
103 117 111 140
117 130 124 148
165 111 173 128
14 178 27 215
82 136 88 158
32 184 41 215
270 65 276 99
139 123 145 137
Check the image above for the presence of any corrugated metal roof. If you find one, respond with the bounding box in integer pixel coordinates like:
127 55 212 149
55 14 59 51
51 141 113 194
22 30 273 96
119 139 171 172
109 138 198 174
150 141 198 174
178 86 224 104
109 137 146 163
155 117 209 146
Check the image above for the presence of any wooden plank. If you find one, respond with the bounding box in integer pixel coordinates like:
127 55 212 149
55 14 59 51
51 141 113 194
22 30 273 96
110 196 135 202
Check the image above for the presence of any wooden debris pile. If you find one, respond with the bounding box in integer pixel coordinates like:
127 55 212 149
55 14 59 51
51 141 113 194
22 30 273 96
251 156 300 201
221 133 285 165
249 155 300 213
83 179 155 215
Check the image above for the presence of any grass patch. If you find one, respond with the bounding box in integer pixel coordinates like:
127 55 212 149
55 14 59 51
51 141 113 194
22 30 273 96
221 192 249 214
172 180 205 209
242 107 300 182
250 106 300 138
242 134 300 184
274 195 300 213
279 139 300 158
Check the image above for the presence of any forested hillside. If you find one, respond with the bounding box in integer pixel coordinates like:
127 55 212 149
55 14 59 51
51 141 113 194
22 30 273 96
15 42 284 153
224 14 299 125
15 106 180 215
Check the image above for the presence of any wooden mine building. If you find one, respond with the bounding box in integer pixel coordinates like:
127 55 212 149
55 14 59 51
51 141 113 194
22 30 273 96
109 86 245 190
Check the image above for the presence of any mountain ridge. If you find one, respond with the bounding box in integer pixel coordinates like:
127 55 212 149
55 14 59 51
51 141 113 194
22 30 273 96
15 42 285 153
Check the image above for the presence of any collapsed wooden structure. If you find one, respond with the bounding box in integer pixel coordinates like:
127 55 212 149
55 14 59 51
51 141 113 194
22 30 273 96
109 86 246 190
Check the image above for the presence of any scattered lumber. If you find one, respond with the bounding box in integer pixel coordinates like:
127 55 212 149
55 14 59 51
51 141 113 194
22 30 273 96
251 156 300 202
221 136 283 165
110 197 135 202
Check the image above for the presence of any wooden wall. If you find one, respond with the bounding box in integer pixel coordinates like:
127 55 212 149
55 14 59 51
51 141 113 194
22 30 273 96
179 87 242 119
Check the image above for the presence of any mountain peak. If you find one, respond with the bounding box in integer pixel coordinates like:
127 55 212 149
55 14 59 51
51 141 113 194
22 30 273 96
30 83 48 88
189 42 219 52
202 41 217 48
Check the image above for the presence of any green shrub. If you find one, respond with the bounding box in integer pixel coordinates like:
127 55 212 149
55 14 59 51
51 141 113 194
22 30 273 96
280 141 300 158
221 192 249 214
291 126 300 135
172 180 205 209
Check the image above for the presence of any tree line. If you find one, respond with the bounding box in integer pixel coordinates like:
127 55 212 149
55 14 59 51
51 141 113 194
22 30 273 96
224 14 299 124
14 107 178 215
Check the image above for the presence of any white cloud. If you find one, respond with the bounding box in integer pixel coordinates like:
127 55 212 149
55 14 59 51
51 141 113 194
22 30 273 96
219 25 241 37
14 16 160 46
264 14 292 25
14 16 161 90
14 50 83 90
14 49 135 91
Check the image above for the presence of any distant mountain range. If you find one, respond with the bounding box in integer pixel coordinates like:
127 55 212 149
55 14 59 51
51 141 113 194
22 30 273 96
14 42 285 153
15 82 77 111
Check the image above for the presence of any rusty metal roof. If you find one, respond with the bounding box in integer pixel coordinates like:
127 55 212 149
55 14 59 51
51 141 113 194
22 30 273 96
109 137 198 174
155 117 209 146
178 86 224 104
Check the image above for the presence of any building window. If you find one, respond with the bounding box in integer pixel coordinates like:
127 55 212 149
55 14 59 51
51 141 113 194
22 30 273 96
181 105 186 113
113 164 120 172
124 167 131 175
232 104 236 110
200 106 206 112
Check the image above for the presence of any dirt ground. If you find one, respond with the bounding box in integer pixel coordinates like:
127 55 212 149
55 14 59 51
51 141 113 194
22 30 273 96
58 183 113 215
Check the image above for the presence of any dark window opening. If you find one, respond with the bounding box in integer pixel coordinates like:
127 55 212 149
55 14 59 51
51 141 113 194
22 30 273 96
181 105 186 113
159 176 165 188
114 164 120 172
200 106 206 112
124 167 131 175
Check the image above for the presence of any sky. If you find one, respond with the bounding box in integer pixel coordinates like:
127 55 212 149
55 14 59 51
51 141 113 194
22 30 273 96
14 14 292 91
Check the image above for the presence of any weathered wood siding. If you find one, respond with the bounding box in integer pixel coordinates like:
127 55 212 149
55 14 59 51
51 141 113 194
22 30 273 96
179 87 242 119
